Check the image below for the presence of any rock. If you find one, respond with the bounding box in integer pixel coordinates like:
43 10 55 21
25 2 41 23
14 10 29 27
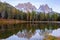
15 2 36 12
37 4 53 13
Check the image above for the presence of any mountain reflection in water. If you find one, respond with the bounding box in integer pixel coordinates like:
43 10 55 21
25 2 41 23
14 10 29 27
6 29 48 40
0 23 60 39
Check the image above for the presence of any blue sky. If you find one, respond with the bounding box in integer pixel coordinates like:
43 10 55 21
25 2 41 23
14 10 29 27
1 0 60 13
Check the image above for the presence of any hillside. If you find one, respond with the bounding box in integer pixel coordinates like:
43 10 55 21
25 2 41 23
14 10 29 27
0 2 60 21
0 2 23 19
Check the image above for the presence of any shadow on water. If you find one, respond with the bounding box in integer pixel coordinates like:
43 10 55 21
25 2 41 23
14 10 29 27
0 23 60 38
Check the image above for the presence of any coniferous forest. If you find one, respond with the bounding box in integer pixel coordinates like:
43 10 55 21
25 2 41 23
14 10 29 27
0 2 60 21
0 1 60 40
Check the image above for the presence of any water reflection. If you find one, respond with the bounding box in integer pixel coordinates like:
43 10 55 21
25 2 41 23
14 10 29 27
0 23 60 38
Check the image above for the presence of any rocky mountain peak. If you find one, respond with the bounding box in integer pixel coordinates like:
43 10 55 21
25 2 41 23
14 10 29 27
16 3 53 13
38 4 53 13
15 2 37 12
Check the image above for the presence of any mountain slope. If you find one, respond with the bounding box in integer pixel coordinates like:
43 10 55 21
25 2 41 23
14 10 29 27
0 2 22 19
37 4 53 13
15 2 37 12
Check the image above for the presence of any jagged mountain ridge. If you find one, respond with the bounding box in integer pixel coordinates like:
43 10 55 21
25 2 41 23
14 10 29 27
37 4 53 13
15 2 37 12
15 2 53 13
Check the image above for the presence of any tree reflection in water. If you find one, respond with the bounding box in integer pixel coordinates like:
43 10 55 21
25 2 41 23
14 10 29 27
0 23 59 39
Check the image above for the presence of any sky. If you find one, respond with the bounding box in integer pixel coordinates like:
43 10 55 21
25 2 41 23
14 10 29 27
1 0 60 13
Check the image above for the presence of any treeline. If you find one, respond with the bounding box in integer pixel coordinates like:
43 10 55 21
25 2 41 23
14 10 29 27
0 2 60 21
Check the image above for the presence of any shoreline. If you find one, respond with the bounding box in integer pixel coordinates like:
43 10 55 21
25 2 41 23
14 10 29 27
0 19 60 24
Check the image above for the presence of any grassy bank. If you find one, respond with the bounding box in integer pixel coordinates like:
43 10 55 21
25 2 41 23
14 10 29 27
0 19 21 24
0 19 60 25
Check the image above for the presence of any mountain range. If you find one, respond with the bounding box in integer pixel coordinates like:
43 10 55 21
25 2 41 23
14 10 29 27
15 2 36 12
15 2 53 13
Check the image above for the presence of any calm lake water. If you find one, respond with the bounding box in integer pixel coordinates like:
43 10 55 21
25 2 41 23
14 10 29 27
0 23 60 39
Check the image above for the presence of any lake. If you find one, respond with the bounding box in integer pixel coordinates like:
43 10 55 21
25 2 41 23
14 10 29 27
0 23 60 40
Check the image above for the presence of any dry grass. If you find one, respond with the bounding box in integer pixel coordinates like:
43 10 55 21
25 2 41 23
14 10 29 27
44 35 60 40
0 19 21 24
